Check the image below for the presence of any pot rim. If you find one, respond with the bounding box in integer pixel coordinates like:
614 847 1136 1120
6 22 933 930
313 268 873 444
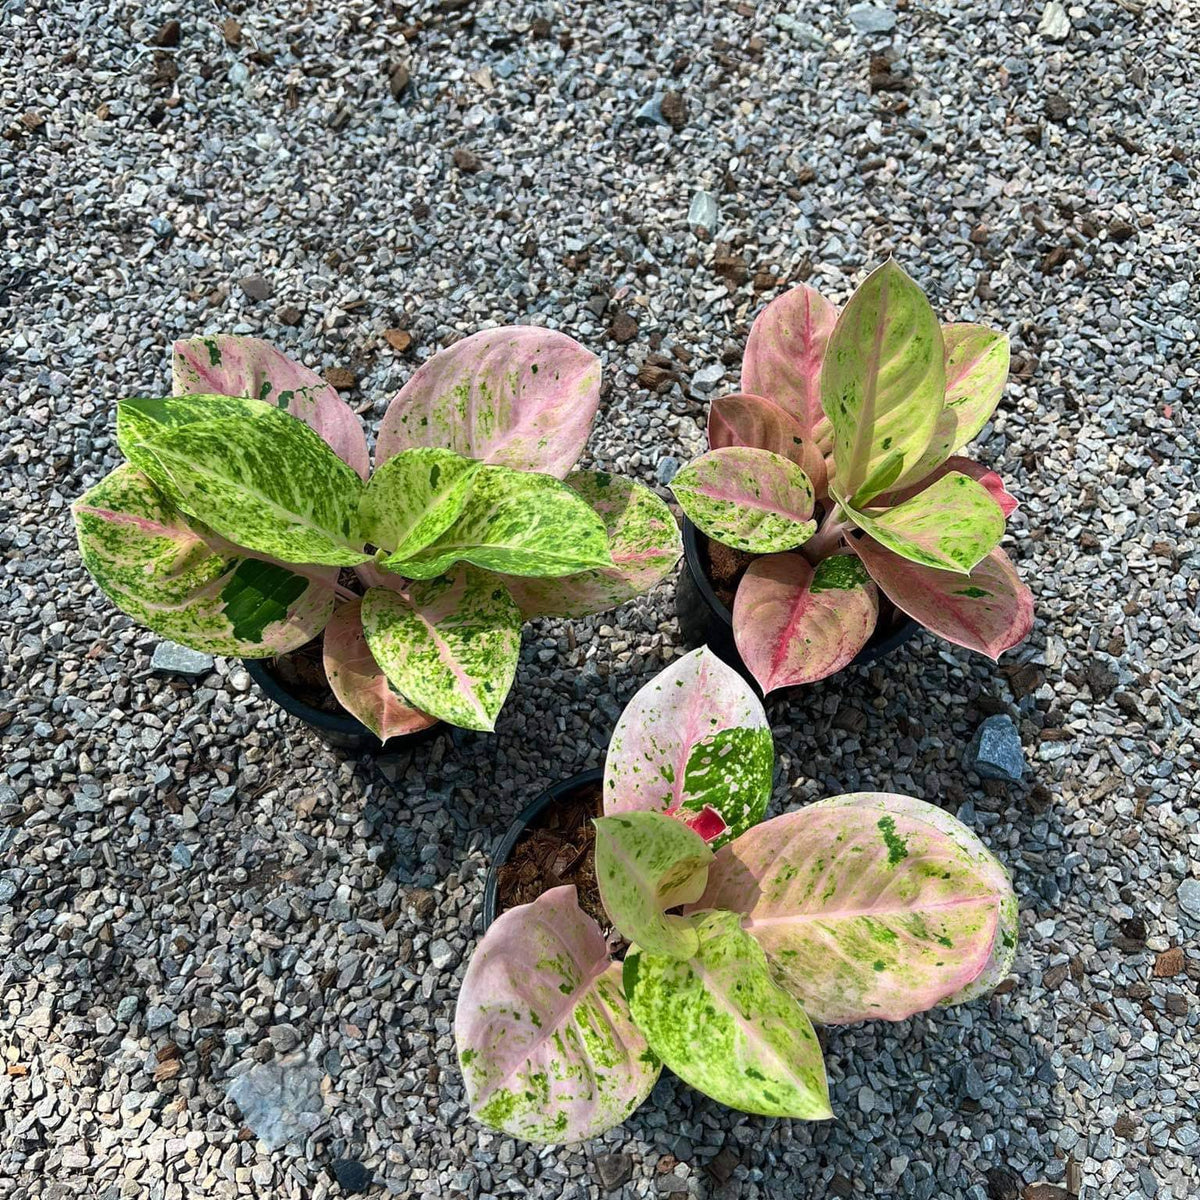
482 767 604 929
680 517 921 666
242 655 373 737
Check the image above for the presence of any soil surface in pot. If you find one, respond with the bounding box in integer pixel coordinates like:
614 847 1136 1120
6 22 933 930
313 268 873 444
696 529 909 643
263 637 344 714
495 780 607 928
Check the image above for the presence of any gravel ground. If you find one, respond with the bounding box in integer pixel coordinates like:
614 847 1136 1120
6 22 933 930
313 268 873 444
2 1 1198 1198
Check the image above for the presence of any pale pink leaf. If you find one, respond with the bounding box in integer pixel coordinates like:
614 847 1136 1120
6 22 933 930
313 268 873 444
376 327 600 478
708 391 830 497
322 599 437 740
851 538 1032 660
172 335 369 479
689 794 1016 1024
455 886 659 1143
732 553 878 692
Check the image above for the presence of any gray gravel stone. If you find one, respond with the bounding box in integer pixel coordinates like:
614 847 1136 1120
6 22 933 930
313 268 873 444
847 6 897 35
150 640 215 676
965 715 1026 782
145 1005 175 1032
687 190 719 235
1177 879 1200 920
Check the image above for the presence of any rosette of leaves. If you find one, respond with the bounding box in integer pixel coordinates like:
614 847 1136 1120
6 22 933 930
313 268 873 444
669 261 1034 693
72 331 682 733
454 648 1019 1144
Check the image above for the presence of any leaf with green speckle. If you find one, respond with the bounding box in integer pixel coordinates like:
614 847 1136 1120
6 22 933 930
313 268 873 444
593 812 713 958
117 394 371 567
360 565 520 731
72 465 335 657
172 335 369 478
501 471 681 619
821 261 945 504
358 447 482 560
604 648 773 847
624 910 831 1119
690 793 1017 1024
839 471 1005 575
377 326 600 478
670 447 816 554
382 466 613 579
455 886 660 1144
731 552 878 692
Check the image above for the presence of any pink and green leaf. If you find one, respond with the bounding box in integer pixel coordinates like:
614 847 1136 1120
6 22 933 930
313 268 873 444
707 391 830 495
670 447 816 554
623 910 832 1119
732 553 878 693
72 465 335 657
851 538 1033 659
376 326 600 478
360 565 521 731
881 456 1017 519
689 794 1016 1024
455 886 660 1144
839 471 1005 575
593 811 713 958
172 335 369 479
322 599 437 739
604 647 772 845
821 261 946 504
499 471 681 619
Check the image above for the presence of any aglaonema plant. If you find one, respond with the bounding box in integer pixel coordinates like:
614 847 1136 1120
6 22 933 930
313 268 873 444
72 331 681 733
670 260 1033 693
454 648 1018 1143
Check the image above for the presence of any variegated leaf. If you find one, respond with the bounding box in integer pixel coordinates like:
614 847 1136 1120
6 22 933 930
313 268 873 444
360 566 520 731
881 456 1018 519
73 465 335 657
455 886 660 1144
690 794 1016 1024
822 261 945 504
117 394 370 567
839 471 1005 575
670 447 816 554
359 448 483 560
604 647 772 846
383 466 613 579
322 599 437 739
852 538 1033 659
732 553 878 692
502 471 681 619
172 334 370 479
624 910 832 1119
593 812 713 958
377 326 600 478
905 324 1010 480
706 391 834 492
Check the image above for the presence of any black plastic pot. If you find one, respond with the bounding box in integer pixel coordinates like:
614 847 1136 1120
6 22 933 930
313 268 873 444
482 768 604 929
676 518 920 682
242 657 442 755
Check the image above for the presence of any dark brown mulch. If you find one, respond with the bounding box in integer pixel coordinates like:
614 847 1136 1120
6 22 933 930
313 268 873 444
495 780 607 928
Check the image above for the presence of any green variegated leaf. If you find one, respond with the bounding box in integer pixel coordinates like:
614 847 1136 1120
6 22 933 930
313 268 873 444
670 447 816 554
822 261 945 504
501 471 681 619
360 566 521 731
116 394 370 567
593 812 713 958
358 448 482 560
840 471 1005 575
383 466 613 579
624 910 832 1119
72 465 335 656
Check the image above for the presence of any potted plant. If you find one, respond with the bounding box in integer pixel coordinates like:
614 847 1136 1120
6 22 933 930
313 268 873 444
671 261 1033 693
457 647 1018 1142
72 331 682 745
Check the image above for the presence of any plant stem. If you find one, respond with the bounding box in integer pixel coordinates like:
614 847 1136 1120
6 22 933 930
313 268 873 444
802 508 850 564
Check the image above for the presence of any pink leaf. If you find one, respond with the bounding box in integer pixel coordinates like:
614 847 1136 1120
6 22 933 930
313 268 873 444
321 599 437 740
882 456 1018 519
172 335 369 479
454 886 659 1143
708 392 830 496
741 283 838 440
852 538 1032 660
665 803 730 843
689 794 1016 1024
732 553 878 692
376 327 600 478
